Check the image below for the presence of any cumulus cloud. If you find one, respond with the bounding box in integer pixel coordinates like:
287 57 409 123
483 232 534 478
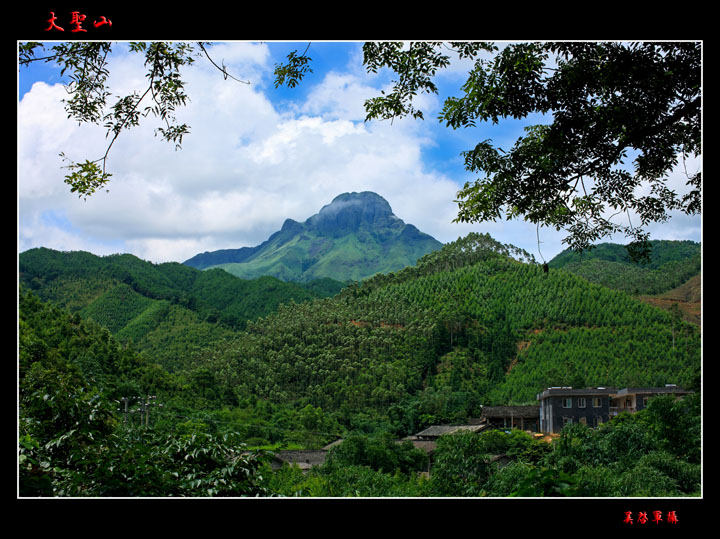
18 42 472 263
18 42 701 266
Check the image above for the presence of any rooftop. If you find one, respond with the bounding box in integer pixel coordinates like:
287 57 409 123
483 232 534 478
538 385 690 400
538 387 618 398
415 424 485 438
614 385 690 396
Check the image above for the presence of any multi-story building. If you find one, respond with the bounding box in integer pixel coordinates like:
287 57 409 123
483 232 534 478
537 387 616 434
537 385 691 433
610 385 692 417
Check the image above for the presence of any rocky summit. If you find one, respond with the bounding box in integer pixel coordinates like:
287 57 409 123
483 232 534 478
183 191 443 283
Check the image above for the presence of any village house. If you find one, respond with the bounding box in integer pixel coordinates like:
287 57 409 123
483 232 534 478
537 385 691 434
610 385 692 417
537 386 616 433
401 424 487 472
401 425 512 474
478 405 540 432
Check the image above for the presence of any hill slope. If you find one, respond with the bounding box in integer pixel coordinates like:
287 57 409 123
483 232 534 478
184 191 444 283
19 232 701 439
194 233 700 432
548 240 701 296
638 274 701 326
19 247 345 368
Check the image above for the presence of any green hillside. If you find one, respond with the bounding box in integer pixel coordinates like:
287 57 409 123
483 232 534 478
19 247 345 368
19 231 701 498
201 233 699 428
549 240 701 296
20 234 700 421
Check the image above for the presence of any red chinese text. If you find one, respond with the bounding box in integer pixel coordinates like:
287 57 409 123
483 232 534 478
624 510 679 525
43 11 112 32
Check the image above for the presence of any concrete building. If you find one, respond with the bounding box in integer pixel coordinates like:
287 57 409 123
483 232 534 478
537 385 691 433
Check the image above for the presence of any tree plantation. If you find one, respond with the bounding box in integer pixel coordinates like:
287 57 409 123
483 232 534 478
18 232 701 497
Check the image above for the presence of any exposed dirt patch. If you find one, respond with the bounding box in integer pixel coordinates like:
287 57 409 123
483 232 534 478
638 274 701 327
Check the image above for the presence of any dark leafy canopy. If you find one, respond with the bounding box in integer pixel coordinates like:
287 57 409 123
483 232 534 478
359 42 701 261
362 42 495 121
273 44 313 89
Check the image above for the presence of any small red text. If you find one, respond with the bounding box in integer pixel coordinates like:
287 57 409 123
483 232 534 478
44 11 112 32
624 510 679 525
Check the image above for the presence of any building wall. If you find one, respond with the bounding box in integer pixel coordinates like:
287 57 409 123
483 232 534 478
545 395 610 433
487 417 539 432
539 387 690 433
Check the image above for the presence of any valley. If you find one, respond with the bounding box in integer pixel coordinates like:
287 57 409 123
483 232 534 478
19 222 702 498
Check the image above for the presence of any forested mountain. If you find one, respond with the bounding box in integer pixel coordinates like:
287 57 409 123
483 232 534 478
199 233 699 422
183 192 444 283
20 233 701 419
18 232 701 498
19 247 345 369
548 239 701 327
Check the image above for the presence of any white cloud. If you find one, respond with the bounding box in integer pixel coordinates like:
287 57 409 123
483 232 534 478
18 43 471 263
18 42 701 267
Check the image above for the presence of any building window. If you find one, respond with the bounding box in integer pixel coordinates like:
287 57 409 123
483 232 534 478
579 417 587 425
578 398 586 408
595 416 604 427
562 398 572 408
643 397 649 407
563 417 573 426
593 397 602 408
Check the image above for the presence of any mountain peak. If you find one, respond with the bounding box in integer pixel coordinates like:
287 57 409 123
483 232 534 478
330 190 391 205
312 192 396 235
323 192 393 214
184 191 442 282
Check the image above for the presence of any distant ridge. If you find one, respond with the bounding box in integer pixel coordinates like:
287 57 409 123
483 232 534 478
183 191 444 283
548 239 701 296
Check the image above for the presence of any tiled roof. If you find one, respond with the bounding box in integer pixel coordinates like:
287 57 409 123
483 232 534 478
273 450 328 467
415 424 485 438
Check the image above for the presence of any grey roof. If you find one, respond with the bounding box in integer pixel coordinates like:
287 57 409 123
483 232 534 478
402 439 437 455
615 386 690 396
538 387 618 399
272 450 328 467
538 385 690 400
415 424 485 438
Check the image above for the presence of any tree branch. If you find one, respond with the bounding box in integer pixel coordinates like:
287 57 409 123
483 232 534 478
198 42 250 84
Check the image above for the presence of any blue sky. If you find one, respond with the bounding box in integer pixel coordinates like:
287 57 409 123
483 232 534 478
18 41 701 265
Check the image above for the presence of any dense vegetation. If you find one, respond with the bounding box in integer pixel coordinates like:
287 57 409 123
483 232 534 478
209 233 699 426
549 240 701 296
266 396 700 498
18 232 701 497
19 247 345 370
